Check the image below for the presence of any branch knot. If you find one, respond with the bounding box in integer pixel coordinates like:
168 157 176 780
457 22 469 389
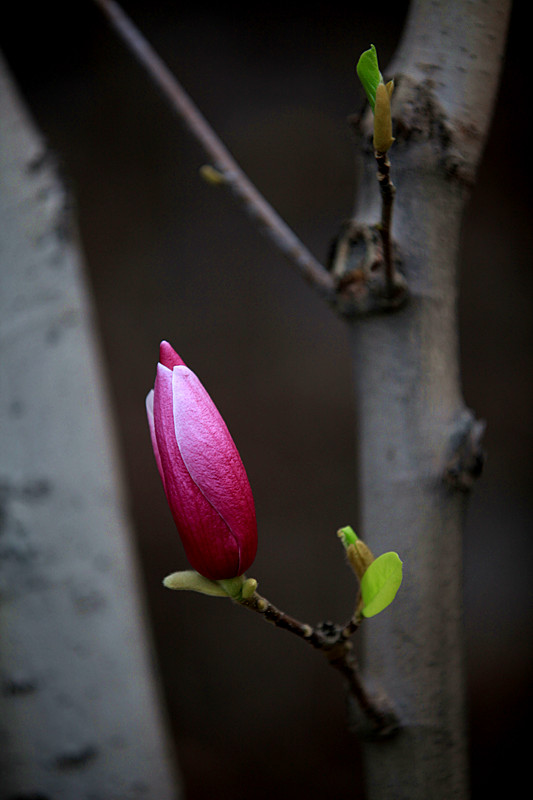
445 410 486 491
328 221 407 317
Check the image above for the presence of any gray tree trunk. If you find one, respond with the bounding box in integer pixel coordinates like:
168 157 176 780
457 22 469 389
350 2 512 798
0 53 180 799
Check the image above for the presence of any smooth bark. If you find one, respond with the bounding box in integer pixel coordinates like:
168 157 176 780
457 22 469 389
0 54 179 799
350 2 512 797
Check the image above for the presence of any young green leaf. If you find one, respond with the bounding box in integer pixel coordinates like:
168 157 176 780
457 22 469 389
356 44 383 111
360 552 403 617
337 525 359 548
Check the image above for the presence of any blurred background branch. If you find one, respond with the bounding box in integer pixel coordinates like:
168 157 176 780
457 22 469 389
93 0 335 299
0 52 179 798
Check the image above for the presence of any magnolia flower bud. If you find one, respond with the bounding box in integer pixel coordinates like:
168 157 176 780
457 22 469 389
146 341 258 580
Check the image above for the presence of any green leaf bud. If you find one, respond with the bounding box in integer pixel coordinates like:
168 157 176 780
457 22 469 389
338 526 376 580
356 45 395 153
347 539 375 581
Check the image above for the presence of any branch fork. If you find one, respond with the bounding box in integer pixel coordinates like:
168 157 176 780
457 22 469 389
328 216 407 316
165 529 403 740
235 586 400 739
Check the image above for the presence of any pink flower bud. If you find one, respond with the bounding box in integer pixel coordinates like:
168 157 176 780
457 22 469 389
146 341 258 580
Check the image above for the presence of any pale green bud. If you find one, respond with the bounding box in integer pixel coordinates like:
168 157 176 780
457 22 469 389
241 578 258 599
163 570 229 597
218 576 246 599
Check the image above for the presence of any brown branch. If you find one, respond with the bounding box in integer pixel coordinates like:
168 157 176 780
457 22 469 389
92 0 335 299
237 590 399 738
375 149 396 298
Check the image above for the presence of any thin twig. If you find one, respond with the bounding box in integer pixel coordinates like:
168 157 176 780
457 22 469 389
238 590 398 736
375 149 396 298
92 0 335 298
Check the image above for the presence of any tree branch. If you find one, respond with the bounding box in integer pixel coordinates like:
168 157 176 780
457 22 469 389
375 149 396 298
92 0 335 300
0 52 177 797
237 590 399 738
349 2 512 797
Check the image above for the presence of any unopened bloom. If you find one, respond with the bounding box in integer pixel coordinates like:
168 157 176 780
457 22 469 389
146 341 257 581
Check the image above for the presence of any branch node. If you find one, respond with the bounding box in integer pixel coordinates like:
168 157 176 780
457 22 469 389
444 410 486 491
327 220 408 317
237 596 400 736
346 680 401 741
388 74 477 186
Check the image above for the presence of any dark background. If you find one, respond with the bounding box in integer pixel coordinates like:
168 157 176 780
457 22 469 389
2 2 532 798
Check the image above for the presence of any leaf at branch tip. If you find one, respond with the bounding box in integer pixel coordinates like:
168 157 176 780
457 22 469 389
163 570 229 597
360 552 403 618
356 44 383 111
337 525 359 549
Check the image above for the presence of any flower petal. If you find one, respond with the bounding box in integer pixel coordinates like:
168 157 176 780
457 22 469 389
146 389 165 487
153 363 241 579
159 340 186 370
172 366 257 575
